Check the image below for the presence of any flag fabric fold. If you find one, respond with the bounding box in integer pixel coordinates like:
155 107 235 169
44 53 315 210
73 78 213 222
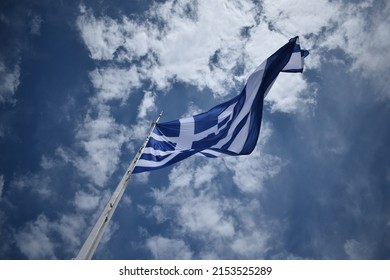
133 36 308 173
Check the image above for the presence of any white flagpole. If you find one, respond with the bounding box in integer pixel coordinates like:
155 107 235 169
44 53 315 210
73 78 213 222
75 112 163 260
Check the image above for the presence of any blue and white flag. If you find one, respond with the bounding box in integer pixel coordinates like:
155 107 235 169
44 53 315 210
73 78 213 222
133 37 308 173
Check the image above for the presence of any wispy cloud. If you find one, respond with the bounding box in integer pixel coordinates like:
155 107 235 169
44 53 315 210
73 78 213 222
13 212 88 259
138 91 156 119
10 173 53 200
321 1 390 98
344 239 373 259
89 66 141 103
14 214 57 259
77 7 126 61
146 236 193 259
74 190 100 211
30 15 43 35
0 61 20 105
57 104 131 187
224 122 285 193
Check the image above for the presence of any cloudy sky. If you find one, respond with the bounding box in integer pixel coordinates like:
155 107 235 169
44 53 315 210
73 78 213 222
1 0 390 260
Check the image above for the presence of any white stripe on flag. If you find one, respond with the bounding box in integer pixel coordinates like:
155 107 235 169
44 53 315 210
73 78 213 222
212 64 265 150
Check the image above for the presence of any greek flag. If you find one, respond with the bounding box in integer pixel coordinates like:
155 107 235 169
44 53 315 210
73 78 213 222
133 37 308 173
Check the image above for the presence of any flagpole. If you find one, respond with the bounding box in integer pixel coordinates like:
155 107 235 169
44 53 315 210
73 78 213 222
75 111 163 260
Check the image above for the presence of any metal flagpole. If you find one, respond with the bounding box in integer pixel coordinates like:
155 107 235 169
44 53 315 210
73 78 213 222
75 111 163 260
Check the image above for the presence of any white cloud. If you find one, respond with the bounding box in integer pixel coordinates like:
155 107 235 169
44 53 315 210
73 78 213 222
150 158 232 240
179 194 235 238
40 155 56 170
30 15 43 35
231 231 269 257
265 74 316 114
146 236 193 259
11 173 52 199
225 150 284 193
74 190 100 211
98 220 120 250
344 239 373 259
53 214 86 250
142 0 256 94
321 1 390 98
0 60 20 105
14 212 88 259
193 162 219 189
76 10 125 60
224 122 285 193
138 91 156 119
89 66 141 102
129 91 158 146
133 171 150 184
262 0 340 38
14 214 57 259
58 104 131 187
129 120 150 144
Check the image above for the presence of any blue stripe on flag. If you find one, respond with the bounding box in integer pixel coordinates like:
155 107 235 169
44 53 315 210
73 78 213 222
157 120 181 137
140 152 173 162
146 136 176 151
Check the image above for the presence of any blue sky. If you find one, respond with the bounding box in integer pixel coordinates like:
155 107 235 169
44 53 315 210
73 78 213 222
0 0 390 260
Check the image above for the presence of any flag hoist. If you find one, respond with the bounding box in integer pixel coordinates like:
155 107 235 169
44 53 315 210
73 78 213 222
75 36 308 259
